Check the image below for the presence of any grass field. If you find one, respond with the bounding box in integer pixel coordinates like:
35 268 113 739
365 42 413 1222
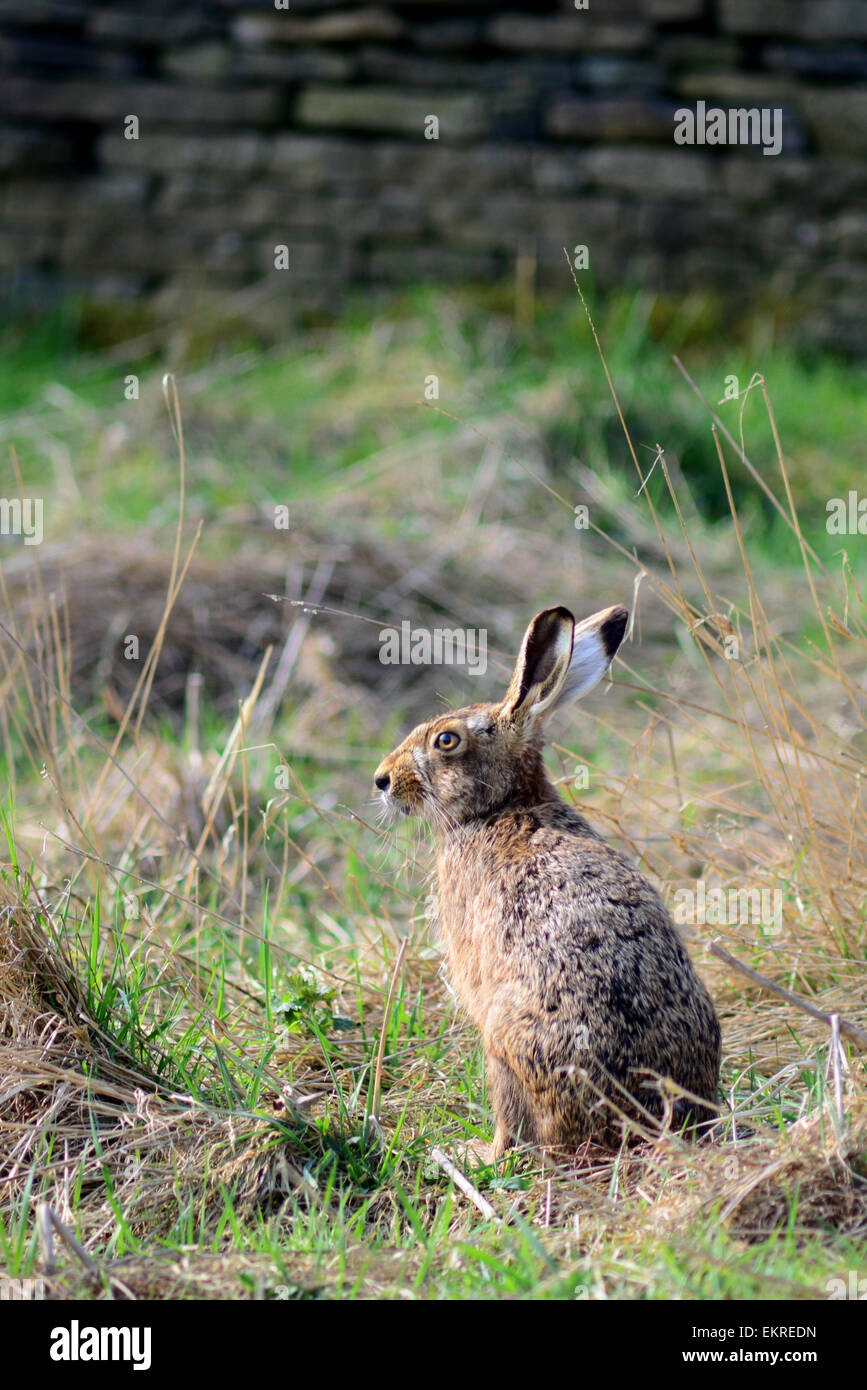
0 285 865 1300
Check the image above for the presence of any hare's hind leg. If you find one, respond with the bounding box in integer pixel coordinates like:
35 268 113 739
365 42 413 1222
463 1056 525 1166
455 1055 525 1167
463 1127 506 1167
486 1053 533 1158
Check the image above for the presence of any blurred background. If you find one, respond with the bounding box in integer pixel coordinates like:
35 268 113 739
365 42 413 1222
1 0 865 789
1 1 866 348
0 0 865 731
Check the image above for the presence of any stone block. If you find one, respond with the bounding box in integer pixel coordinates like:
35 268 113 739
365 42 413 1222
817 157 867 200
0 33 141 76
232 47 354 82
88 10 220 43
541 194 625 239
531 149 587 194
825 212 867 255
763 43 867 80
161 43 233 81
100 132 266 174
0 0 89 19
719 0 867 40
680 245 763 285
721 155 815 205
0 225 54 268
571 55 659 91
59 222 207 274
658 37 741 71
233 8 405 45
356 47 490 87
802 87 867 155
413 20 487 51
546 96 676 141
296 86 490 139
582 146 713 197
0 173 148 223
674 70 798 103
368 243 501 283
270 134 374 187
0 79 283 127
413 142 537 192
0 125 76 171
427 192 623 251
646 0 705 17
637 198 743 251
488 14 650 53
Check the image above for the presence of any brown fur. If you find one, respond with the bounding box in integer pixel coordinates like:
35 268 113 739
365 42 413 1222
374 605 721 1159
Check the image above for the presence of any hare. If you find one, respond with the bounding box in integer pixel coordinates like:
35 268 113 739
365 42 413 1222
374 605 721 1161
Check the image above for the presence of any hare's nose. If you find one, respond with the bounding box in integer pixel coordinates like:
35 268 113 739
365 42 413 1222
374 771 390 792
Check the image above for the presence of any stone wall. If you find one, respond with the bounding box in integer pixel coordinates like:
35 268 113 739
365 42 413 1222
1 1 866 349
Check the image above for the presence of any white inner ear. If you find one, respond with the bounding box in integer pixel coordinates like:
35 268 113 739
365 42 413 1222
555 627 612 706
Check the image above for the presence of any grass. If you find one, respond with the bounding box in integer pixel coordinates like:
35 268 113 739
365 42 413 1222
3 284 867 543
0 284 864 1300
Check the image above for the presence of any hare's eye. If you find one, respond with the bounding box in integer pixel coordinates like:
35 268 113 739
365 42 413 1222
434 730 461 752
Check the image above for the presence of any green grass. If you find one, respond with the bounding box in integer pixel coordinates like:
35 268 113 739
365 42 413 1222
1 856 862 1304
2 285 866 553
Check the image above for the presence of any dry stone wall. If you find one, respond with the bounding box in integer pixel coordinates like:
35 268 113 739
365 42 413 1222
1 0 866 349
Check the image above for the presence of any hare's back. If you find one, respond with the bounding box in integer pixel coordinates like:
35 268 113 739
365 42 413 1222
477 817 671 942
484 822 718 1064
474 818 708 1000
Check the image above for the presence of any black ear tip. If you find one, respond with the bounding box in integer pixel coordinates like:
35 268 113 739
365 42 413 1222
600 606 629 657
543 605 576 627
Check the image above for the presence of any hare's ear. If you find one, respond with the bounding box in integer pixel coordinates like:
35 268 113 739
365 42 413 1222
553 605 629 709
500 607 575 723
